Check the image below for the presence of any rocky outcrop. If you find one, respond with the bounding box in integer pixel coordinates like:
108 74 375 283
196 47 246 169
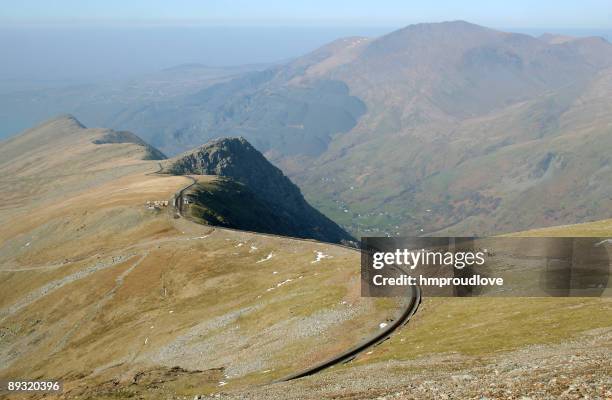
164 137 354 244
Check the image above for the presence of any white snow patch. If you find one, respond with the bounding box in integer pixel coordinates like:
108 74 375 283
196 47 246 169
25 242 31 247
276 279 293 288
218 381 227 386
256 252 274 263
272 271 278 275
379 322 388 329
235 243 244 247
311 251 332 263
249 245 258 252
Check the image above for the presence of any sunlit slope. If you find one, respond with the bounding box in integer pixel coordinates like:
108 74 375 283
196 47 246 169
226 221 611 399
0 114 164 214
349 219 611 365
0 117 398 398
504 218 612 237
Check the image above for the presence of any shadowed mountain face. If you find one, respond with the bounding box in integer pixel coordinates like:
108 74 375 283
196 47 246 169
163 137 354 244
38 22 612 236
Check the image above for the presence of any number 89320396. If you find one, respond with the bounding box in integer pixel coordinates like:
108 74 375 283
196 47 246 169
3 380 62 393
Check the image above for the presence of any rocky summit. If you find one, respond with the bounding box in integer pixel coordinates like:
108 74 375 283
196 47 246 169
163 137 355 244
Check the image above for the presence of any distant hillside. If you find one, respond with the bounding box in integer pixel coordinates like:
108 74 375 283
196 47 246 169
106 21 612 237
504 218 612 237
0 63 268 143
10 22 612 237
163 137 354 244
0 114 165 165
92 129 166 160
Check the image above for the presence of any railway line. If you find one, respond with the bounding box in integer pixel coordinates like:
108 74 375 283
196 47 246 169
164 168 422 382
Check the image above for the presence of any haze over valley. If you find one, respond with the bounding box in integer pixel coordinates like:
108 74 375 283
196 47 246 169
5 21 610 237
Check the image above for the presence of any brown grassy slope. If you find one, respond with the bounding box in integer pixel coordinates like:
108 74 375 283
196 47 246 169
352 219 611 366
0 115 159 213
504 218 612 237
0 116 399 398
212 219 611 399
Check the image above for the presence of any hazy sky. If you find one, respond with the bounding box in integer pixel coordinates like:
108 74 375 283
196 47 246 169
2 0 611 28
1 1 611 138
1 1 611 87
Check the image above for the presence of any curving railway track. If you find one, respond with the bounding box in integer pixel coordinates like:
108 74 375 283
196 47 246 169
164 168 422 382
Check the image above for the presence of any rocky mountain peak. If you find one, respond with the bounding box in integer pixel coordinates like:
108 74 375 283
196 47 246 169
163 137 354 244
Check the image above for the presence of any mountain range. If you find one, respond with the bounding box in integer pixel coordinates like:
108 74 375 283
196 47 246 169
99 21 612 236
3 21 612 236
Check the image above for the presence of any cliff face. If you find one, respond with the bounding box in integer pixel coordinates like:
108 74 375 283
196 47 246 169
164 137 354 244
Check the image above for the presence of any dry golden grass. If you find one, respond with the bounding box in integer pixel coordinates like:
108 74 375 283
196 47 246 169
0 117 400 398
3 116 610 398
349 218 612 366
504 218 612 237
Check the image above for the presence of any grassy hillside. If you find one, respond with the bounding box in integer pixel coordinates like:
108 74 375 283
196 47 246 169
504 218 612 237
356 218 612 363
0 117 399 398
214 220 611 399
1 116 610 399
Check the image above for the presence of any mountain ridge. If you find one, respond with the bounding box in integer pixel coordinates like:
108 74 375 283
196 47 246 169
12 21 612 237
0 114 166 164
163 136 355 244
